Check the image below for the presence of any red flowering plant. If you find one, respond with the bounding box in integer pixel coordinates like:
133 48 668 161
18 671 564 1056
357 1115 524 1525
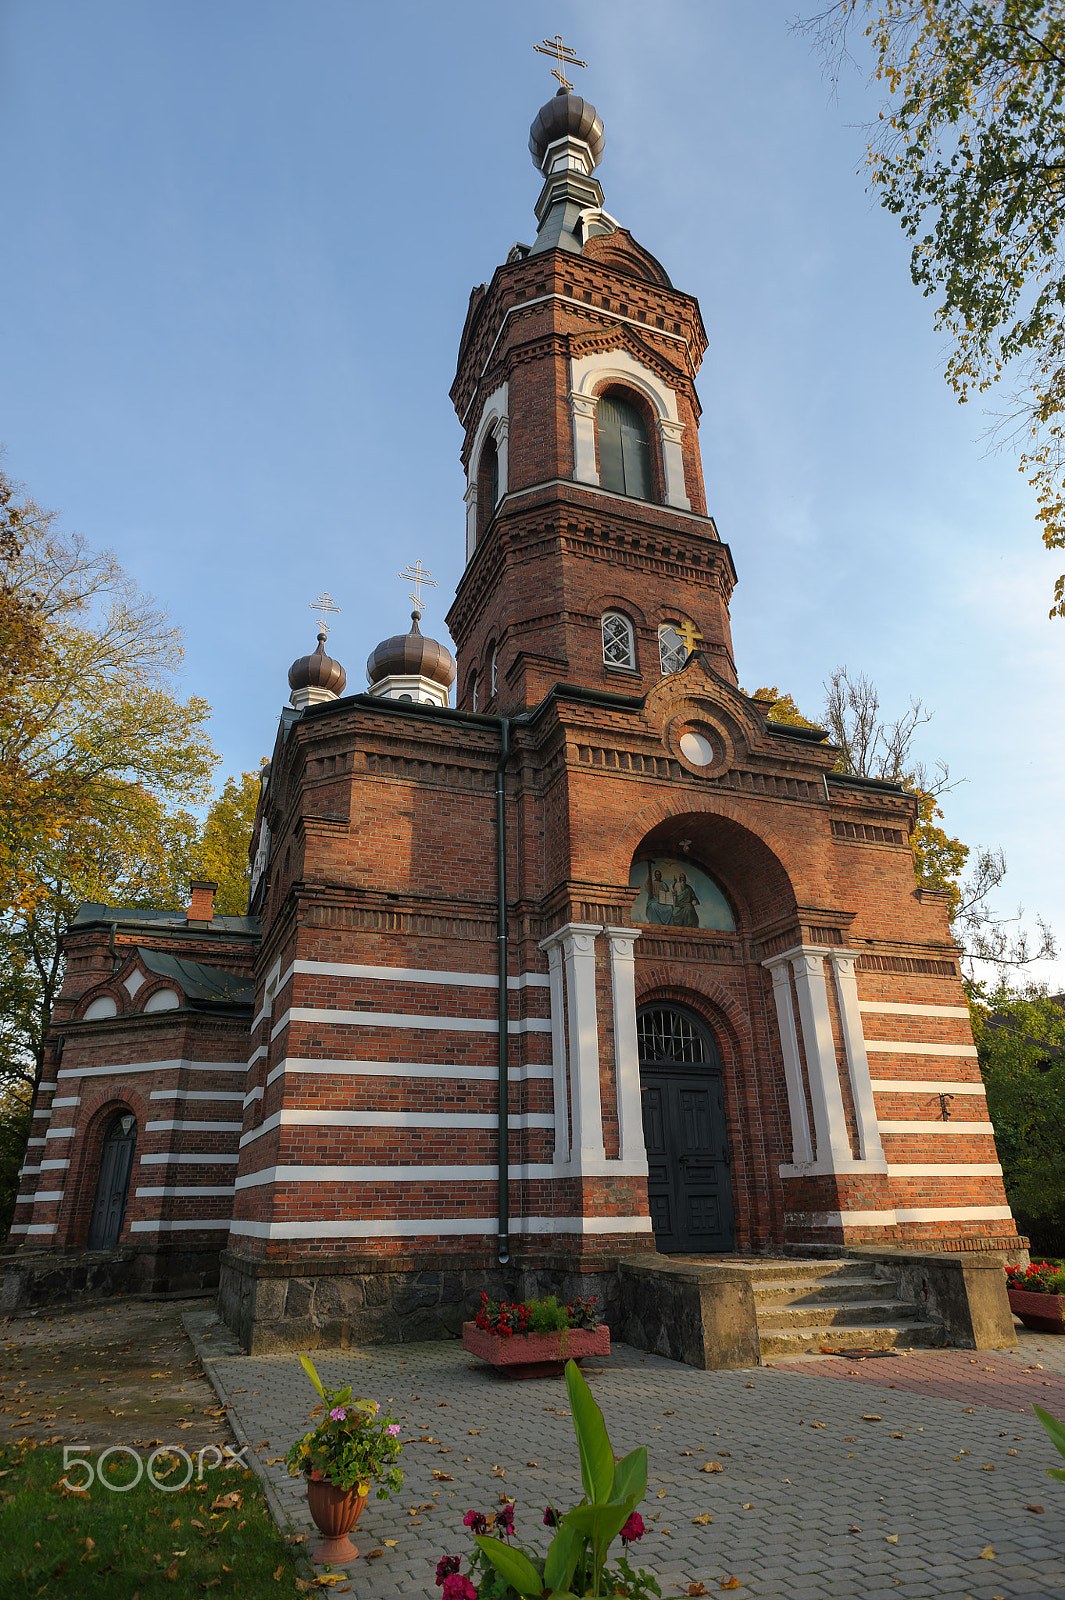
434 1361 659 1600
473 1292 602 1337
1006 1260 1065 1295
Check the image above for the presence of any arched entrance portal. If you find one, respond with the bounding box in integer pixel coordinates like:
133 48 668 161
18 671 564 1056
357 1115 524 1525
638 1006 735 1253
87 1111 137 1249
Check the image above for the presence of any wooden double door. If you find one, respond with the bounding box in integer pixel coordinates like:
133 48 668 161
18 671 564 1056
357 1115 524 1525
87 1112 137 1250
638 1006 735 1253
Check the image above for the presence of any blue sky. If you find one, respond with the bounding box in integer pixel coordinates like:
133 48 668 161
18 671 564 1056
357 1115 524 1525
2 0 1061 983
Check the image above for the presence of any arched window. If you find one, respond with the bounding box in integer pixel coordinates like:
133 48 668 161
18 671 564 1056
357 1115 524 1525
597 394 652 500
479 435 499 524
469 671 479 713
601 612 635 670
489 645 498 698
658 623 688 675
84 995 118 1021
87 1111 137 1249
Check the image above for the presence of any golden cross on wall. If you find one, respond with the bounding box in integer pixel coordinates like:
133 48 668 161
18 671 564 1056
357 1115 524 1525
309 591 341 634
533 33 587 93
399 559 438 614
677 619 703 656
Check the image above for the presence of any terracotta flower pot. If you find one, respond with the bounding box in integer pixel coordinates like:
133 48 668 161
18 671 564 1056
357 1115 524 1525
462 1321 610 1378
1007 1285 1065 1335
305 1476 368 1564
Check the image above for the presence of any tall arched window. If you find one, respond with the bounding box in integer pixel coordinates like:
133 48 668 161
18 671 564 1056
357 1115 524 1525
658 623 688 675
489 645 498 698
601 611 635 670
469 671 479 713
597 394 652 500
479 435 499 524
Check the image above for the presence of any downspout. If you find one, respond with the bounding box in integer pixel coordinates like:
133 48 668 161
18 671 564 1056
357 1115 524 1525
496 718 511 1266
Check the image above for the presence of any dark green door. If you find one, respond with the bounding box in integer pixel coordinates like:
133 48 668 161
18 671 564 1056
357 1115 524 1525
87 1112 136 1249
638 1007 735 1253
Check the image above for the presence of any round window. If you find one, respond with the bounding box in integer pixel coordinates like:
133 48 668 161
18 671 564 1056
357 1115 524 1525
679 729 715 767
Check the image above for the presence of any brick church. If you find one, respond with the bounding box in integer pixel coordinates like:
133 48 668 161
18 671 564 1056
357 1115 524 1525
10 81 1023 1351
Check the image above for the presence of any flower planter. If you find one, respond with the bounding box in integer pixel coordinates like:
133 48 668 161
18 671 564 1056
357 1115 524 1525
305 1476 368 1564
462 1321 610 1378
1007 1286 1065 1335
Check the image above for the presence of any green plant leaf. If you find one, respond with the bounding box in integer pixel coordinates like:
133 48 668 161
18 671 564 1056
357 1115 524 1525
543 1523 580 1592
1034 1404 1065 1462
1048 1467 1065 1482
473 1537 544 1597
610 1446 647 1506
565 1359 614 1503
561 1497 635 1550
299 1355 326 1399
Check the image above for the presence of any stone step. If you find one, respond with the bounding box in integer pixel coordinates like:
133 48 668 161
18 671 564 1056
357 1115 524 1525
755 1298 922 1331
752 1277 899 1308
735 1259 872 1283
758 1320 942 1358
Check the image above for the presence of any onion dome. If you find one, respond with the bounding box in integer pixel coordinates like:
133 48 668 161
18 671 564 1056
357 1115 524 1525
288 631 347 708
366 612 456 693
529 89 605 172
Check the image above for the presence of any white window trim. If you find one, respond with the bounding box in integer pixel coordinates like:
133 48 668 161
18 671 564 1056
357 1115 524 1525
569 350 690 510
601 610 636 671
466 382 508 561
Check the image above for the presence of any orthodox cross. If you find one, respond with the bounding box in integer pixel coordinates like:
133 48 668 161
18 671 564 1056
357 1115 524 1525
676 619 703 656
399 559 437 615
309 591 341 635
534 33 587 93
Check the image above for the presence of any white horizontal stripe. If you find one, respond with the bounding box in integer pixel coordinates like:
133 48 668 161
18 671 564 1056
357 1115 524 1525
149 1089 245 1102
37 1082 57 1092
793 1205 1015 1227
858 1002 969 1018
17 1190 63 1203
248 1045 268 1065
228 1213 654 1241
59 1058 247 1080
271 1007 552 1042
52 1097 81 1108
18 1165 41 1176
129 1219 230 1233
265 1055 551 1088
244 1086 264 1106
872 1080 986 1095
140 1152 240 1165
31 1109 50 1119
865 1041 977 1057
233 1161 624 1189
879 1120 994 1134
239 1108 554 1148
145 1119 242 1133
8 1222 56 1235
26 1138 46 1148
41 1159 71 1170
45 1127 76 1139
135 1185 236 1198
291 958 550 991
887 1163 1002 1177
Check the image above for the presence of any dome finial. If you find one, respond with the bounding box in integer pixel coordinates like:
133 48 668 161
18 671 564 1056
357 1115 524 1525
533 32 588 95
289 596 347 708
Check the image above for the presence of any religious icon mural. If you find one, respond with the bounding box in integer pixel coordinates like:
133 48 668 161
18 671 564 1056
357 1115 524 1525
629 857 736 932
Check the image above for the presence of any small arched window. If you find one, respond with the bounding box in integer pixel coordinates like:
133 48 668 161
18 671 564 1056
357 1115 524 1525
479 435 499 519
597 394 652 501
489 645 498 698
658 623 688 676
469 671 479 713
601 612 635 670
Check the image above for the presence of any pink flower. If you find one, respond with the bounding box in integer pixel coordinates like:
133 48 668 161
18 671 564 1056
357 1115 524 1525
463 1510 488 1535
620 1512 645 1545
436 1556 461 1586
386 1423 401 1436
543 1506 557 1528
329 1406 347 1421
495 1502 515 1535
442 1575 476 1600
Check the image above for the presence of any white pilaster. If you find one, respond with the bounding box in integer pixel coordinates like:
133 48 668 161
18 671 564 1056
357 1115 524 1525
540 922 605 1171
464 481 478 562
790 950 853 1167
570 392 600 487
603 927 647 1170
541 938 570 1165
494 414 509 502
831 951 886 1166
657 417 691 510
764 958 814 1165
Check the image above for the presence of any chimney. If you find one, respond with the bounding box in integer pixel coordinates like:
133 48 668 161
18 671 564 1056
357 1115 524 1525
187 879 217 927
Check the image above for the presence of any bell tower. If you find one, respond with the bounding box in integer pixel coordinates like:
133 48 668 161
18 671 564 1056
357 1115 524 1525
446 84 737 714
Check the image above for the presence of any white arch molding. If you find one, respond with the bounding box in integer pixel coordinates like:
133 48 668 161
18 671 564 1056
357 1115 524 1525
568 350 691 511
465 382 509 562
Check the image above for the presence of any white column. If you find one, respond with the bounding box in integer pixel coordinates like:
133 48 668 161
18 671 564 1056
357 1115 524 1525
791 950 853 1167
763 957 814 1165
569 391 600 486
603 927 647 1170
553 922 605 1170
657 417 691 510
540 936 570 1166
831 951 886 1167
464 481 478 562
494 415 509 498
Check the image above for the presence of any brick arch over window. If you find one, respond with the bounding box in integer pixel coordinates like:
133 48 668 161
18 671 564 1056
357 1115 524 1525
569 349 690 510
61 1086 149 1249
465 382 508 561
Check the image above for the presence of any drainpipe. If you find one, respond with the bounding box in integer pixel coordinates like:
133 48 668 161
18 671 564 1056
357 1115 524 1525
496 718 511 1266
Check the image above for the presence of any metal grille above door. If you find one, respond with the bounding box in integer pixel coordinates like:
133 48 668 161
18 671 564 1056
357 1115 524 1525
638 1006 735 1253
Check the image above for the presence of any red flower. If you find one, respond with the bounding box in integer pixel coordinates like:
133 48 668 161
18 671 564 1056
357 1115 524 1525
442 1575 476 1600
436 1557 462 1586
463 1510 488 1535
620 1512 645 1545
495 1502 515 1535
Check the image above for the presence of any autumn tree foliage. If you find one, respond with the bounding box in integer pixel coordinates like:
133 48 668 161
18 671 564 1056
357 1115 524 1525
801 1 1065 614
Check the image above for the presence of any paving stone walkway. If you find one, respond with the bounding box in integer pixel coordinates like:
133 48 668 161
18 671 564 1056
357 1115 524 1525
185 1314 1065 1600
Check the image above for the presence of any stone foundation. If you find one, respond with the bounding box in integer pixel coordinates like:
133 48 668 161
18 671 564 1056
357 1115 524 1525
0 1243 221 1314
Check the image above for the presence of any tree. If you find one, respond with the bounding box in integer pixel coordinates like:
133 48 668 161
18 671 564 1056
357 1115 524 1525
745 685 823 728
799 2 1065 615
197 771 262 915
971 982 1065 1244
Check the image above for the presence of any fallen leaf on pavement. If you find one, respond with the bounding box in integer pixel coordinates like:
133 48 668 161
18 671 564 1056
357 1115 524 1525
848 1525 861 1533
687 1584 706 1596
885 1534 898 1543
692 1513 713 1526
720 1580 740 1591
860 1415 881 1422
365 1549 384 1559
978 1545 995 1560
1026 1506 1045 1514
699 1461 723 1473
383 1539 399 1547
432 1471 454 1482
657 1489 667 1499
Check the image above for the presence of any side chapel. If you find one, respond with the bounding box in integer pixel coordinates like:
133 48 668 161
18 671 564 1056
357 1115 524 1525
10 80 1024 1352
